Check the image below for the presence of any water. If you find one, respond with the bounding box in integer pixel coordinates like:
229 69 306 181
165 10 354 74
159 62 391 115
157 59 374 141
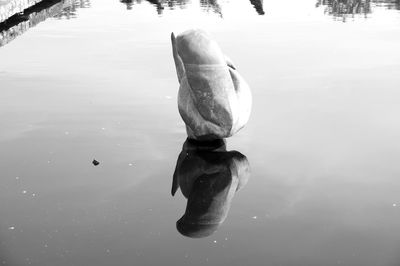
1 0 400 265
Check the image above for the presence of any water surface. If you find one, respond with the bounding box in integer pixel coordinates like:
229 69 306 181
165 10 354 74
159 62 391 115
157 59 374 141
1 0 400 265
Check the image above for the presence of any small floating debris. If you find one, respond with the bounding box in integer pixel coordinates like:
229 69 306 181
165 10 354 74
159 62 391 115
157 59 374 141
252 216 257 219
22 190 27 194
92 160 100 166
8 226 15 230
128 163 133 166
393 203 397 207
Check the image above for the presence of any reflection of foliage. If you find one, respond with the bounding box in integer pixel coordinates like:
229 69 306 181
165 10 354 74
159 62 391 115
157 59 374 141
120 0 189 13
53 0 91 19
1 0 66 47
120 0 137 10
316 0 400 21
119 0 265 15
1 0 91 46
200 0 222 17
374 0 400 9
250 0 265 15
316 0 371 21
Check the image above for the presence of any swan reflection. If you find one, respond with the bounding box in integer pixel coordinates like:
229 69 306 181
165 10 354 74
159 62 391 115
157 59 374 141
172 138 250 238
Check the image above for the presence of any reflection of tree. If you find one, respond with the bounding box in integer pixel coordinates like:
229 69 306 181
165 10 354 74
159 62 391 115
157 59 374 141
316 0 371 21
147 0 164 14
374 0 400 9
250 0 265 15
200 0 222 17
120 0 190 13
316 0 400 21
53 0 91 19
1 0 90 47
119 0 266 15
120 0 139 10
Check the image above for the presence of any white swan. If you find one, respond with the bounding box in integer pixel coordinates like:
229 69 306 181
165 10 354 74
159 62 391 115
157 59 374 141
171 29 252 140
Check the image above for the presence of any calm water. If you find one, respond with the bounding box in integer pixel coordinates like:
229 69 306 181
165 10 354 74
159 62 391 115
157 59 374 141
1 0 400 265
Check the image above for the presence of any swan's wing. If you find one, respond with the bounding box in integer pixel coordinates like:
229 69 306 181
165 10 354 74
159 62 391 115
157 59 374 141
228 67 252 135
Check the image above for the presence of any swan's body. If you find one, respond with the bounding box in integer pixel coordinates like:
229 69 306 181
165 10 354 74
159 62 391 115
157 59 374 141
171 29 252 140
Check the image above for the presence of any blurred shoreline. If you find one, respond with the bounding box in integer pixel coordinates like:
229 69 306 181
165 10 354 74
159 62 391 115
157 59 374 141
0 0 89 47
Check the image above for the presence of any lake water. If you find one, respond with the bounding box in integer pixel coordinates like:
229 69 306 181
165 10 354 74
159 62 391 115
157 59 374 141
1 0 400 265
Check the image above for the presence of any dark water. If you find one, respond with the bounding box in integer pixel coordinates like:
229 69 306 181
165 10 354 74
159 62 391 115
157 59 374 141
1 0 400 265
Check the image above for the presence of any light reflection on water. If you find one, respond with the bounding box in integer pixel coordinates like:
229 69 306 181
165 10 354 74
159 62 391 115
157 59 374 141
1 0 400 265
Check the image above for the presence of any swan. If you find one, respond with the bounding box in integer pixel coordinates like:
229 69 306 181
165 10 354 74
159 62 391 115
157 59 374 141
171 29 252 140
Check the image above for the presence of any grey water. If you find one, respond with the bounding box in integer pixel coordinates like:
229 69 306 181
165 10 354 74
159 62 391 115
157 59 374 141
1 0 400 265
